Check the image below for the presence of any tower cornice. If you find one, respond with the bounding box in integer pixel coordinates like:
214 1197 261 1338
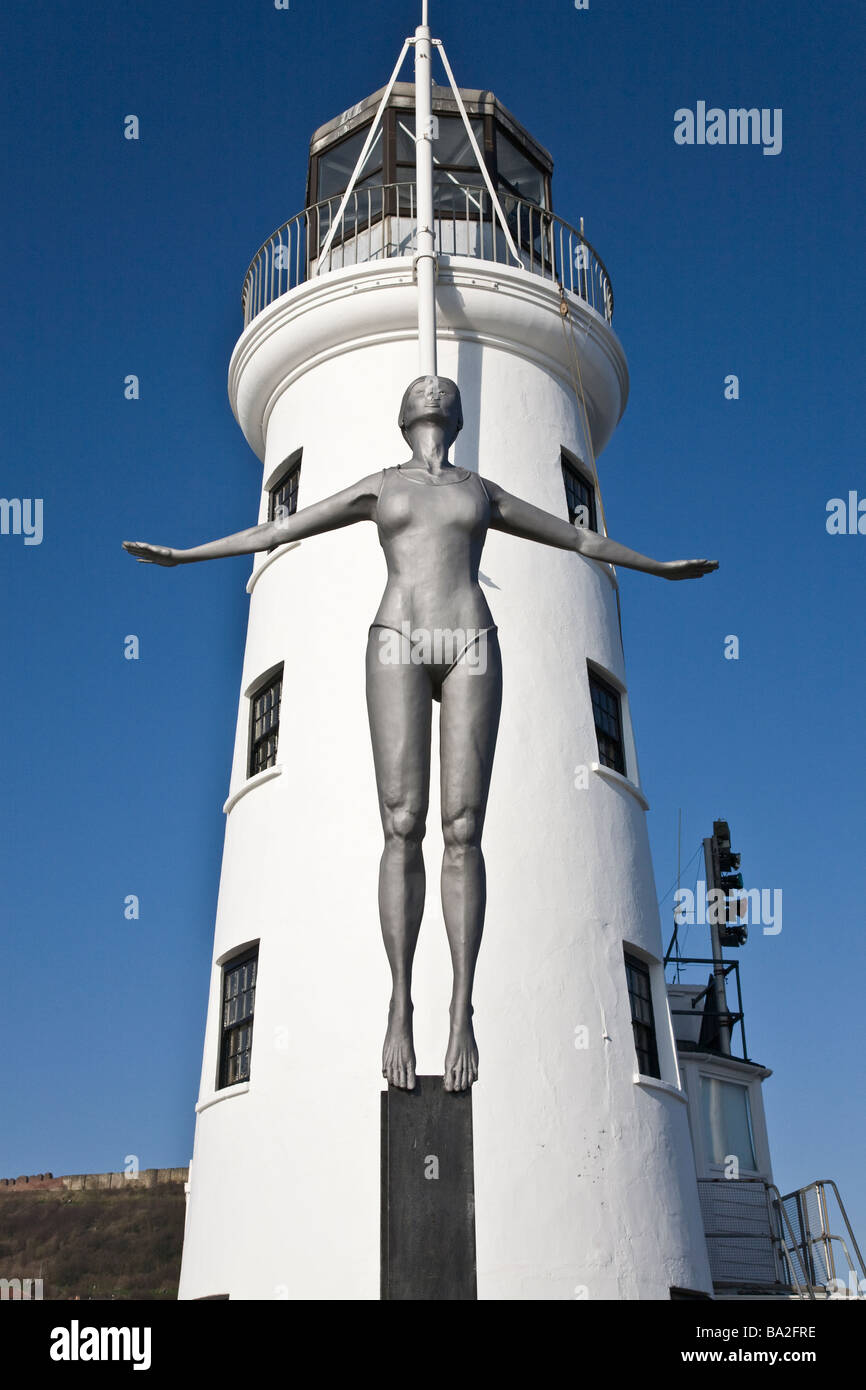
228 257 629 462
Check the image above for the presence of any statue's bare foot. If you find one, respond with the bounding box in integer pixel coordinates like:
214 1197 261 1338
443 1012 478 1091
382 1003 416 1090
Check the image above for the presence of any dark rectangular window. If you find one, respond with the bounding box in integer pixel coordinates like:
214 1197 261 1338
624 952 660 1079
396 113 487 217
395 113 485 176
309 107 551 228
315 123 383 201
249 668 283 777
562 456 597 531
495 127 547 208
589 669 625 776
219 949 258 1089
268 455 302 532
312 124 385 246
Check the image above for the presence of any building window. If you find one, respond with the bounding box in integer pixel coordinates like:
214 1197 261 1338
311 122 386 249
268 454 302 540
395 112 486 213
249 668 283 777
700 1077 757 1171
315 122 383 202
562 455 597 531
219 949 258 1089
589 669 625 776
309 104 552 220
495 126 547 207
624 952 661 1079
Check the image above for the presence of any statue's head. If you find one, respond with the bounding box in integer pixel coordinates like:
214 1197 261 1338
398 376 463 446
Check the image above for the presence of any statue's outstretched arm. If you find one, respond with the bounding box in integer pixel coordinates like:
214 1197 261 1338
484 478 717 580
124 472 384 566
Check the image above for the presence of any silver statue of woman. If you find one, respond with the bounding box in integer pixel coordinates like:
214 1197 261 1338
124 375 717 1091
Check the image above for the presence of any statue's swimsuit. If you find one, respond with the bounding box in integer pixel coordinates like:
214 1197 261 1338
369 464 499 701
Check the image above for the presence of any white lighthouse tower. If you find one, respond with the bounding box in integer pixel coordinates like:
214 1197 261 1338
178 17 713 1301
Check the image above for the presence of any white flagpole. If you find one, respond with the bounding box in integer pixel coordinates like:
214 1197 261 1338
414 7 437 375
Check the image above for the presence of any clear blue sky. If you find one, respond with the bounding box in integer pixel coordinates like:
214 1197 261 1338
2 0 864 1245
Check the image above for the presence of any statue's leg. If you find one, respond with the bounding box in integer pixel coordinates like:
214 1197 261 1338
438 629 503 1091
366 628 433 1090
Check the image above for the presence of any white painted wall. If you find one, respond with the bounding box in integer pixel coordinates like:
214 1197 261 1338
178 257 712 1300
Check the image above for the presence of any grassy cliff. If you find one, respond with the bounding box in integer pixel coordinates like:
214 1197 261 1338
0 1184 186 1300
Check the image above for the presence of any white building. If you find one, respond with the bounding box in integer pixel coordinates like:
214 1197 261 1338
178 74 716 1301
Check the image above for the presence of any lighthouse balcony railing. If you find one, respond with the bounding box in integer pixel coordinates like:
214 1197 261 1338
241 182 614 328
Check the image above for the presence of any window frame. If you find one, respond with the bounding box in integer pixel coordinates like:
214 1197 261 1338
624 950 661 1080
394 111 488 200
588 667 626 777
699 1073 759 1174
678 1054 772 1181
267 452 302 545
311 120 384 204
248 665 283 779
561 452 598 531
218 947 259 1091
309 107 552 223
491 123 550 209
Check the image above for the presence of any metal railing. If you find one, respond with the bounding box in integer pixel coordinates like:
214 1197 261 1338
698 1179 814 1297
666 955 749 1060
778 1180 866 1296
698 1178 865 1298
241 182 614 328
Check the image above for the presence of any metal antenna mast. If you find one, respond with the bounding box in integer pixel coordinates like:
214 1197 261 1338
415 0 437 374
318 3 523 376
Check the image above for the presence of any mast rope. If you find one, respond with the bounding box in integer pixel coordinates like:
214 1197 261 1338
557 284 608 537
557 281 626 652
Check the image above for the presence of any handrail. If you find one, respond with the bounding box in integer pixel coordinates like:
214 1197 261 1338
821 1179 866 1277
767 1182 815 1299
778 1179 866 1294
697 1177 814 1296
240 182 614 328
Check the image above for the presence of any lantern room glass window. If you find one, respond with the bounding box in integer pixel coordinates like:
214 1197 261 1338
219 949 258 1089
314 124 385 243
589 670 626 776
395 113 484 169
495 127 547 207
316 124 383 201
249 669 283 777
310 103 551 217
396 113 486 214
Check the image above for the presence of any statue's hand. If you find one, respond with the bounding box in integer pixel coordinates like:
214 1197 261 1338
123 541 181 566
661 558 718 581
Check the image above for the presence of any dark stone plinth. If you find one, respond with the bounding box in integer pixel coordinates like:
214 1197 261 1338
381 1076 477 1301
